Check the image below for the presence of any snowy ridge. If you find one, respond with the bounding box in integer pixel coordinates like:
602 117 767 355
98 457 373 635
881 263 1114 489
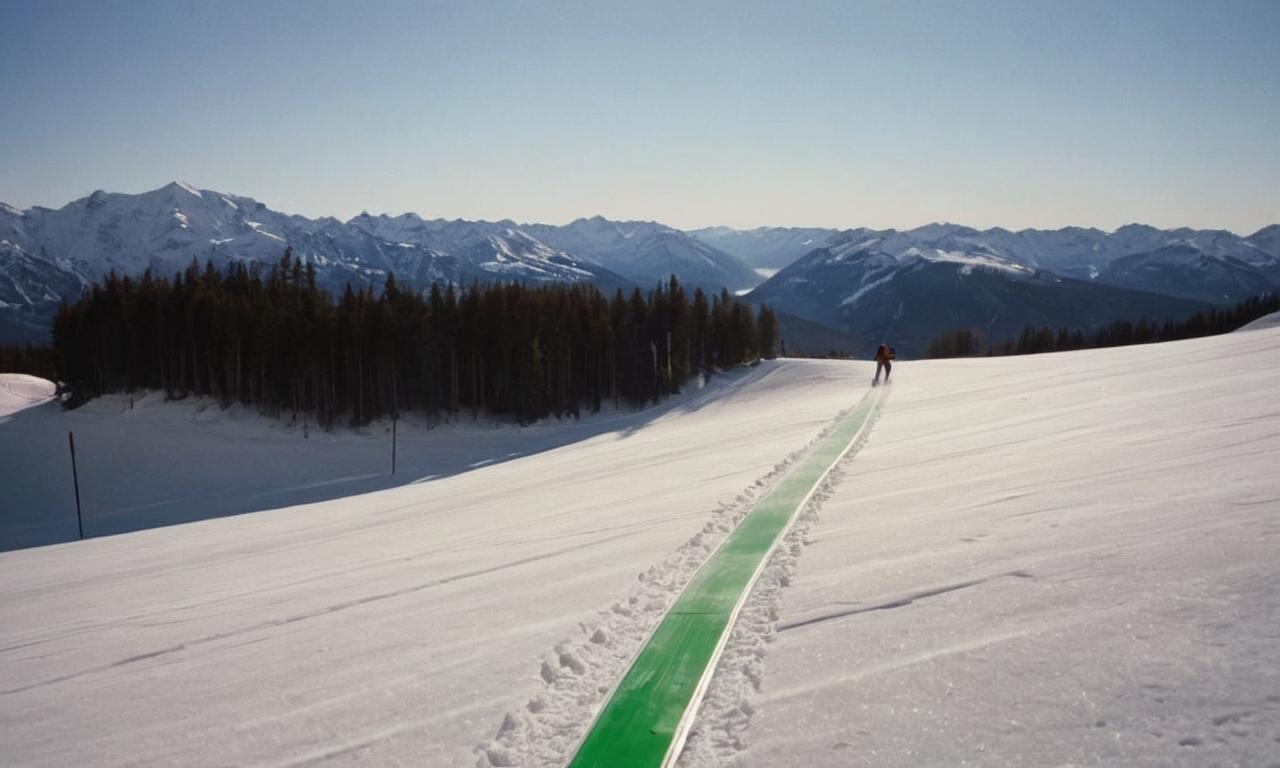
920 248 1032 276
474 399 873 768
173 181 203 198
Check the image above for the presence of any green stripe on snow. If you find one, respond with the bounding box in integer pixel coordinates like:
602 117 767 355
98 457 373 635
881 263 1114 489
568 388 881 768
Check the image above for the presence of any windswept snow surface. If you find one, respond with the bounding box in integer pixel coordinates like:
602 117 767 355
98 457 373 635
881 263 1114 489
3 327 1279 768
0 361 867 767
693 328 1280 767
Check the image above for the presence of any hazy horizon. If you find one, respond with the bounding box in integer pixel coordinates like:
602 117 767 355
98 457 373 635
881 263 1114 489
2 0 1277 234
5 178 1277 238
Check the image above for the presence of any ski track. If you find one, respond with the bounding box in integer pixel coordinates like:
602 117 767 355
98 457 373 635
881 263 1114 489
674 393 886 767
473 398 873 768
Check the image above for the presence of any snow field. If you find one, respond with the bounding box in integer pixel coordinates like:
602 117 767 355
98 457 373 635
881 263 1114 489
0 359 869 767
3 321 1278 767
721 326 1280 767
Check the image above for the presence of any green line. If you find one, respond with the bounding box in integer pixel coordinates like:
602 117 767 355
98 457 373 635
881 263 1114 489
568 389 880 768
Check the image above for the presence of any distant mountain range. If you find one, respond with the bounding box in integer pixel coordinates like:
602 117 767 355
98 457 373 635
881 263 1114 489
1 183 1277 355
699 223 1279 356
0 183 755 343
689 226 842 271
745 235 1207 356
695 222 1280 294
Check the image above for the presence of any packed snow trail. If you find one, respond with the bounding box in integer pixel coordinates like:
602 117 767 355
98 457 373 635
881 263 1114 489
568 388 882 768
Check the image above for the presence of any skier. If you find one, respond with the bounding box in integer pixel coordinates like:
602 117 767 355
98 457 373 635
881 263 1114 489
873 343 895 386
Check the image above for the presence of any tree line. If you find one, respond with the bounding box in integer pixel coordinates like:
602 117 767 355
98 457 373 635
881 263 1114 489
48 251 779 425
0 343 58 381
924 291 1280 359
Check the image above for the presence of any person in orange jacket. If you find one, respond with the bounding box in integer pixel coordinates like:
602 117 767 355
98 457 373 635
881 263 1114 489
873 343 895 386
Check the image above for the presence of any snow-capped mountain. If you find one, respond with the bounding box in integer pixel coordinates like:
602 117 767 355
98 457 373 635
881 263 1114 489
747 232 1210 356
687 226 843 271
343 211 755 294
1098 244 1278 304
0 184 769 343
3 182 1275 348
1244 225 1280 282
0 184 634 343
0 238 86 345
701 222 1280 301
520 216 760 293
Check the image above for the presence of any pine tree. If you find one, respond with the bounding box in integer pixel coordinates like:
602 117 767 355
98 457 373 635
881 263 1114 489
755 304 778 359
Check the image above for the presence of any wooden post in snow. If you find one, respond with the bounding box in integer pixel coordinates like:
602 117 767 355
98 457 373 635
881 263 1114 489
68 431 83 540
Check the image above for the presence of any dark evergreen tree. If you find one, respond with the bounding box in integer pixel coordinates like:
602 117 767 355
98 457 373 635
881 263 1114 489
755 304 779 359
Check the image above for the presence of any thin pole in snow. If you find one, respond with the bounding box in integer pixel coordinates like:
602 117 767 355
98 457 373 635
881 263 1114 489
391 415 397 475
68 431 83 540
666 330 672 385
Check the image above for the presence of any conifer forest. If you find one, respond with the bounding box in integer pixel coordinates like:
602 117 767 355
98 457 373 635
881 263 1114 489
51 251 780 426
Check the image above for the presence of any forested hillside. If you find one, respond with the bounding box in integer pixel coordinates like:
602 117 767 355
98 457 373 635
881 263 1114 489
924 291 1280 358
52 251 778 425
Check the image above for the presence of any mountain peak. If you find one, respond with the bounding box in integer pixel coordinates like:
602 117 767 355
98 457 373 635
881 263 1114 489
159 181 204 198
84 189 111 209
1115 222 1158 235
908 222 979 239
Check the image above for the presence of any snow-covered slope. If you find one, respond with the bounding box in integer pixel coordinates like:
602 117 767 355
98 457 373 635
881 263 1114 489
0 360 869 766
708 327 1280 768
3 327 1279 767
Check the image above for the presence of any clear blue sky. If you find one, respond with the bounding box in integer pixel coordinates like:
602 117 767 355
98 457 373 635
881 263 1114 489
1 0 1277 233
